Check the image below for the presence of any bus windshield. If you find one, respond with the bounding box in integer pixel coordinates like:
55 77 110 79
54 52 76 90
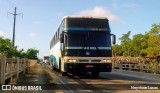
67 31 111 47
64 31 112 57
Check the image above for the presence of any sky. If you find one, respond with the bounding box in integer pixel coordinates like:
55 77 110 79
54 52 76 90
0 0 160 59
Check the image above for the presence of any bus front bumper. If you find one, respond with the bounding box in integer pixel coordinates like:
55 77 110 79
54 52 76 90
64 62 112 73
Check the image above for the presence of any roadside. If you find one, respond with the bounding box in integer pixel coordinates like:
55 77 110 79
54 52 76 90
109 69 160 83
18 63 54 84
17 63 62 93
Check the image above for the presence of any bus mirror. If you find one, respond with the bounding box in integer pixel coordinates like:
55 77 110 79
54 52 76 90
60 33 64 43
112 34 116 44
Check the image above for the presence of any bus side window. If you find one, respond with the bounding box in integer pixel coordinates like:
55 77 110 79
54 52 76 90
60 33 64 43
58 28 60 41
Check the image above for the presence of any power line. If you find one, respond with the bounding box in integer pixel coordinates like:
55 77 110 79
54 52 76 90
8 7 23 47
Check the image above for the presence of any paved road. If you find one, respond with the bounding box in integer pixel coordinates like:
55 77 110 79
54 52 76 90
48 67 160 93
3 63 160 93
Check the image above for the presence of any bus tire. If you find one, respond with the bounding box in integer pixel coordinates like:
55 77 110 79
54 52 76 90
59 58 61 72
62 72 67 76
52 66 56 70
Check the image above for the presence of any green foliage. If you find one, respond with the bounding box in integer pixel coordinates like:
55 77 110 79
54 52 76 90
118 31 131 56
25 48 39 59
0 37 13 57
113 23 160 57
0 36 39 59
129 34 147 57
145 24 160 57
119 31 131 44
145 47 159 57
112 44 123 56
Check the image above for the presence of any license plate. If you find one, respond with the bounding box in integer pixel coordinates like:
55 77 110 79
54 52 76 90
86 65 93 68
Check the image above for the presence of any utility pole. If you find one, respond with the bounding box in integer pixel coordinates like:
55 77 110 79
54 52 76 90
8 7 22 47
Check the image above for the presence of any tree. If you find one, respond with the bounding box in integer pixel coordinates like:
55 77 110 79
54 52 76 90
119 31 131 56
112 44 123 56
0 36 37 58
113 23 160 57
0 37 13 57
145 23 160 57
25 48 39 59
129 34 148 57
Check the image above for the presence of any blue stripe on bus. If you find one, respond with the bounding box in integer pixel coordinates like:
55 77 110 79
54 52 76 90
63 28 109 31
52 55 58 69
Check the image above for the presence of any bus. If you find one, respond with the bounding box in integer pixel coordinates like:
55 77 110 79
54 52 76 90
50 16 116 77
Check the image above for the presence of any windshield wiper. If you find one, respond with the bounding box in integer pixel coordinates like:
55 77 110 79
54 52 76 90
78 33 87 56
93 37 102 56
78 32 91 56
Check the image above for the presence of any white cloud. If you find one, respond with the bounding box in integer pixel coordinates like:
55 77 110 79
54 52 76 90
0 31 5 36
122 2 137 8
0 28 6 36
29 32 37 38
74 7 121 23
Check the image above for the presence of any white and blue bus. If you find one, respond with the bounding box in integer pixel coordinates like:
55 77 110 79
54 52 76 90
50 16 116 77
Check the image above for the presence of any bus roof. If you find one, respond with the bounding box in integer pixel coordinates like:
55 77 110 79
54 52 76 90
63 16 109 20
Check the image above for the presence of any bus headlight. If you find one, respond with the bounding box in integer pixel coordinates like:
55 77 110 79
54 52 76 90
102 59 112 63
69 59 77 62
64 59 77 62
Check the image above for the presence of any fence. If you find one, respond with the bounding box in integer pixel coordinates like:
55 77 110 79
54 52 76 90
113 57 160 74
0 55 37 84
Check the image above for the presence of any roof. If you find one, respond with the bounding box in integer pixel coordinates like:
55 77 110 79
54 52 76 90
63 16 108 20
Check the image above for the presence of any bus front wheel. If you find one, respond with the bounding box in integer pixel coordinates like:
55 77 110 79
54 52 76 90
52 66 56 70
62 72 67 76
